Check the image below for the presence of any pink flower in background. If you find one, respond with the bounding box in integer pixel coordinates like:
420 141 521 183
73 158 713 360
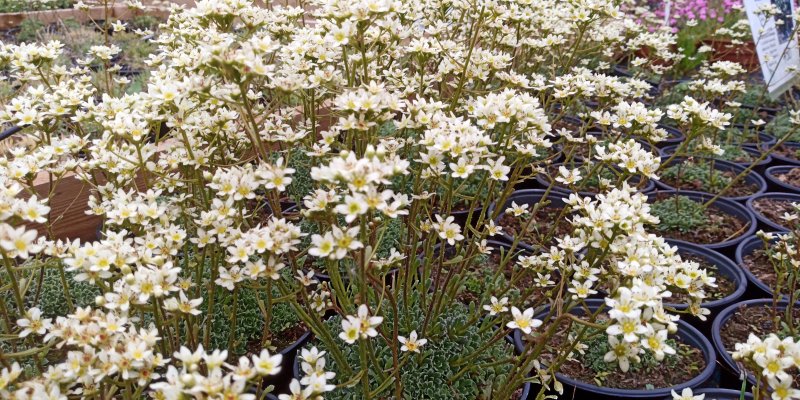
650 0 743 27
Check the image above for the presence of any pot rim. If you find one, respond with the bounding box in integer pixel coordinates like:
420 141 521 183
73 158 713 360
534 161 656 198
647 190 758 250
662 239 747 310
486 189 571 251
764 165 800 194
734 235 789 297
659 145 772 168
769 141 800 166
653 157 768 202
745 192 800 232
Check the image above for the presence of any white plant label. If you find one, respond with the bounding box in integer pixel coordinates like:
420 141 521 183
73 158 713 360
744 0 799 97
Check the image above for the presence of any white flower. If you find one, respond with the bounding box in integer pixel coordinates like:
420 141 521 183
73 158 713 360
356 304 382 339
252 349 283 376
335 195 369 223
567 280 597 299
640 327 675 361
17 308 51 338
309 231 335 258
279 380 311 400
449 157 475 179
555 166 581 185
433 215 464 245
671 388 704 400
0 225 42 259
398 331 427 353
770 375 800 400
483 296 509 316
505 202 529 217
486 157 511 181
162 291 203 316
606 313 647 343
603 336 640 373
506 307 542 334
331 226 364 259
339 318 359 345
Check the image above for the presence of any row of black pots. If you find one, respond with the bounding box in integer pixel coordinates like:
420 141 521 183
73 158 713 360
492 189 756 255
552 112 800 164
652 156 768 203
491 188 794 273
488 188 795 303
520 155 799 223
518 149 776 205
548 107 687 148
488 189 798 397
659 145 773 173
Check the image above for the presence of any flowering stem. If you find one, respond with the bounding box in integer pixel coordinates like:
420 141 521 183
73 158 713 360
0 252 26 318
228 286 240 353
702 125 800 208
204 247 218 348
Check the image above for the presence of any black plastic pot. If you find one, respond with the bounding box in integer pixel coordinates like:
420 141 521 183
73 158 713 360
486 189 571 252
654 157 767 203
659 77 692 92
664 240 747 333
553 114 602 134
764 165 800 194
711 299 795 389
0 125 22 142
770 142 800 166
534 162 655 198
513 300 717 399
611 64 661 95
746 192 800 232
741 103 779 120
261 329 313 396
659 145 772 173
735 236 784 297
647 190 758 257
514 145 565 190
740 131 776 148
445 205 484 229
117 64 142 77
660 388 753 400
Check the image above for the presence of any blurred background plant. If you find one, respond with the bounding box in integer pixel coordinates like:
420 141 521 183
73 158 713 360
0 0 74 13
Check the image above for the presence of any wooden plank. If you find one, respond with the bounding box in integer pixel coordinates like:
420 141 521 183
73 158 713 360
0 5 172 31
24 172 101 243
